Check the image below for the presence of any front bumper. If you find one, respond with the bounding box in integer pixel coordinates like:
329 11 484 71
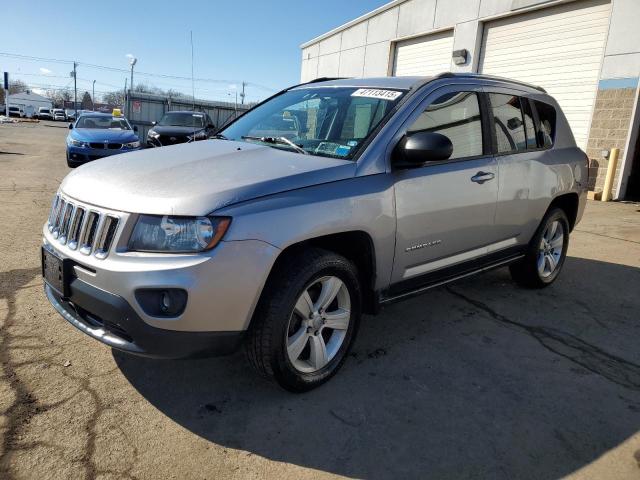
45 280 243 358
42 208 280 357
66 146 141 166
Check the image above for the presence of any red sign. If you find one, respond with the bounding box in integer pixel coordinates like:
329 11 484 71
132 101 141 114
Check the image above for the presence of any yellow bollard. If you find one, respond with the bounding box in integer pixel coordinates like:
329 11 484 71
601 147 620 202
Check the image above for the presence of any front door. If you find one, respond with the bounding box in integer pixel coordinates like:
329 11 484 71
390 85 500 288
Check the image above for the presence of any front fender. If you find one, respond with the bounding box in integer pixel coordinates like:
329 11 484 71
216 174 396 291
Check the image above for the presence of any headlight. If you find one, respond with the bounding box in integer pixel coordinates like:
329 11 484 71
128 215 231 253
68 138 88 147
122 141 141 149
148 130 160 139
187 129 208 141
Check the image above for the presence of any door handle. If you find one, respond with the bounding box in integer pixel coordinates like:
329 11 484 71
470 171 495 184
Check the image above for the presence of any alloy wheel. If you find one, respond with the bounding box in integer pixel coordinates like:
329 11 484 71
286 276 351 373
538 220 564 278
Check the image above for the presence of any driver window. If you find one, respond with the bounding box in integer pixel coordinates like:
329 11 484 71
408 91 483 160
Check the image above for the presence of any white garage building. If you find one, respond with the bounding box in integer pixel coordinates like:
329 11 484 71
300 0 640 200
7 91 52 117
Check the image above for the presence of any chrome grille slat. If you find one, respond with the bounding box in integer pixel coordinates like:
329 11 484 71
46 194 119 259
58 203 74 244
67 207 85 250
79 211 100 255
52 199 67 238
94 216 119 259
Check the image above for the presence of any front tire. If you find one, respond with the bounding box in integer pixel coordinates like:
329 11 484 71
510 207 570 288
245 248 361 392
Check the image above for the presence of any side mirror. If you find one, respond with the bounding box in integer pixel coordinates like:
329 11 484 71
133 125 138 132
68 123 73 130
507 117 523 130
394 131 453 166
208 123 215 129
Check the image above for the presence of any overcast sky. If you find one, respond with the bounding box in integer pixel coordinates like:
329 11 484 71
2 0 389 103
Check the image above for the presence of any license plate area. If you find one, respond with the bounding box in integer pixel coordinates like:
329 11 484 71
42 246 71 297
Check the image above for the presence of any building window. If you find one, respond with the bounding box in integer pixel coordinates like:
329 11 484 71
408 91 483 160
489 94 527 154
533 100 556 149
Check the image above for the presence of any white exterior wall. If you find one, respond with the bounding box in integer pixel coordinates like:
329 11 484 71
301 0 640 198
301 0 639 83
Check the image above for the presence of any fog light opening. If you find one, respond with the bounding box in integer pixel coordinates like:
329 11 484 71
135 288 188 318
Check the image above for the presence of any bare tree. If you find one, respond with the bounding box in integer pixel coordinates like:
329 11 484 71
0 79 29 104
102 90 124 107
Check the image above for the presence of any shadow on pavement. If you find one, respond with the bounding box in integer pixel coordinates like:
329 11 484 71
114 256 640 479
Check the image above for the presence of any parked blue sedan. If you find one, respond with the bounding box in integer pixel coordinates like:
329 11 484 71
66 112 141 168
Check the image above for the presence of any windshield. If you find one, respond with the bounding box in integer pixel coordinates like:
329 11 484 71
220 86 405 159
158 112 206 127
76 115 131 130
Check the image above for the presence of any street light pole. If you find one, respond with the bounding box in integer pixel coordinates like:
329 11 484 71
128 56 137 117
92 80 96 110
72 62 77 117
129 57 136 93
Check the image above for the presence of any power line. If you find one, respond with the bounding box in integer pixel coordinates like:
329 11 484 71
0 51 278 92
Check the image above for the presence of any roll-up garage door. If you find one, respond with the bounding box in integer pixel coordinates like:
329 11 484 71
479 0 611 150
393 30 454 77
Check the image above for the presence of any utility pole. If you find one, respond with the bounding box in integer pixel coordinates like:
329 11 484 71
123 78 127 114
71 62 77 117
128 56 136 118
240 81 246 105
92 80 96 110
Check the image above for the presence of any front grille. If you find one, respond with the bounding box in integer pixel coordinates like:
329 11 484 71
47 194 120 259
159 135 188 145
87 142 122 150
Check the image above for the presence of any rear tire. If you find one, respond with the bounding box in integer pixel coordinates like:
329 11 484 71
509 207 569 288
245 248 361 392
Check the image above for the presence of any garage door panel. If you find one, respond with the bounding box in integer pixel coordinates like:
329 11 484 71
480 0 611 150
486 3 610 36
393 30 454 77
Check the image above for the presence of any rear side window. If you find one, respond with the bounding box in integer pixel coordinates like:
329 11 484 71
408 91 483 160
488 94 526 154
533 100 556 149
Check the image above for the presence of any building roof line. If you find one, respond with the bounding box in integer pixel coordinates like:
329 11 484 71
299 0 410 49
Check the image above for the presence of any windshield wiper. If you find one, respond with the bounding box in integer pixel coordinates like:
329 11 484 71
241 135 308 155
211 133 229 140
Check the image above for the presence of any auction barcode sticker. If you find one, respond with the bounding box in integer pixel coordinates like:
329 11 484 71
351 89 402 100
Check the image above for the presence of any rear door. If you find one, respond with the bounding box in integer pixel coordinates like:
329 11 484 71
390 84 500 288
486 89 557 247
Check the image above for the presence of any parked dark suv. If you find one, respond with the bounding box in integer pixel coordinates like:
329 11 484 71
146 110 216 147
43 74 587 391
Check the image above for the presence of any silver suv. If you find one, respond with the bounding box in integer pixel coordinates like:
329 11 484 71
42 74 587 391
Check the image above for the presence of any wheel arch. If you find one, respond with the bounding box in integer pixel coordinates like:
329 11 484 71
548 192 579 231
256 231 379 318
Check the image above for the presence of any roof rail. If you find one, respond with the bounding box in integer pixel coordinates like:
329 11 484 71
432 72 547 93
308 77 348 84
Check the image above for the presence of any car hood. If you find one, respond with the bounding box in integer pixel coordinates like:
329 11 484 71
60 140 356 215
149 125 206 135
70 129 139 142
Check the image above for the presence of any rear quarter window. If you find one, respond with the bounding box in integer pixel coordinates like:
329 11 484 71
533 100 556 149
